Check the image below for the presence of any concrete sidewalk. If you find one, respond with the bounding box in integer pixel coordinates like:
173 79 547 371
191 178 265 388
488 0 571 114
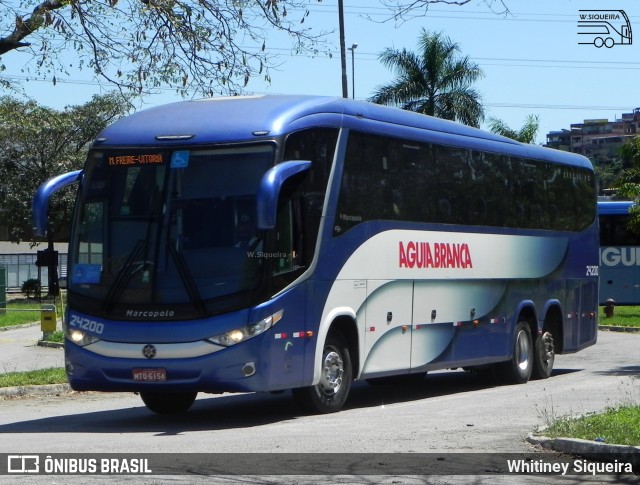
0 323 65 374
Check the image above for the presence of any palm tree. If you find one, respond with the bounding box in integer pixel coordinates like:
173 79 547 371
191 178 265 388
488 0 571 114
369 30 484 127
488 115 540 144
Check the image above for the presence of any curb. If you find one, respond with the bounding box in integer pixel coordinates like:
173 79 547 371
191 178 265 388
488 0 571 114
0 383 72 398
37 340 64 349
0 322 41 331
527 434 640 467
598 325 640 333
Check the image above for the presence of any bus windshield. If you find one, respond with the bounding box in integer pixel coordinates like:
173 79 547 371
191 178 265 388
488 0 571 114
70 144 274 317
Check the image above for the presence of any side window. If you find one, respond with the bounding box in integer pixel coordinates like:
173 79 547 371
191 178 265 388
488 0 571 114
600 215 640 246
282 128 338 266
273 200 299 275
334 131 444 234
270 128 338 293
333 131 595 235
334 132 395 235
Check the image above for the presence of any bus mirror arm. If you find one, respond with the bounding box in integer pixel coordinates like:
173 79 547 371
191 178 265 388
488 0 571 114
256 160 311 229
33 170 83 237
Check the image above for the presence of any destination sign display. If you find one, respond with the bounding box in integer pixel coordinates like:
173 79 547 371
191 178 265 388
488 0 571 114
107 154 164 166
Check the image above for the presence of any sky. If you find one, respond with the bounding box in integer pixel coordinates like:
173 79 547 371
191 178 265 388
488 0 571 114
1 0 639 144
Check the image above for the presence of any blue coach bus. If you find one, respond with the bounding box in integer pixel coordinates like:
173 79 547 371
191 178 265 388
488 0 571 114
598 199 640 304
34 95 599 414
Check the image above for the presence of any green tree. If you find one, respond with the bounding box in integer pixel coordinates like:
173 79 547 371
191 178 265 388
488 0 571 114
613 137 640 233
0 0 329 96
596 159 624 194
21 278 41 299
369 30 484 127
381 0 510 22
619 136 640 170
488 115 540 144
0 93 131 244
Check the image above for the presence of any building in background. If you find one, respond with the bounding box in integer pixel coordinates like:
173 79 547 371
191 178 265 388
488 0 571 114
0 242 68 291
546 108 640 164
546 108 640 165
546 108 640 194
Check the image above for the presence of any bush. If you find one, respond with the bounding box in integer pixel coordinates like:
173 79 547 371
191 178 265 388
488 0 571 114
21 278 41 298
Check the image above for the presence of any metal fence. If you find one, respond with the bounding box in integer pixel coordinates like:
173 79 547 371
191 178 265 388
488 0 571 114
0 252 68 291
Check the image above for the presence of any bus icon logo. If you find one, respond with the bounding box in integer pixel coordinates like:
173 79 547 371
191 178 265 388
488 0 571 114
578 10 632 48
7 455 40 473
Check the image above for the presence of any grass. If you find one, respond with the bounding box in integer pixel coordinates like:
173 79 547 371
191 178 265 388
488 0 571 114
543 405 640 446
46 330 64 343
0 295 65 329
0 299 42 328
0 367 67 388
0 295 67 389
600 305 640 327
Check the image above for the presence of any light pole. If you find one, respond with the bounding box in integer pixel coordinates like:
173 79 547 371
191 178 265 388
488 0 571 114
338 0 348 98
348 43 358 99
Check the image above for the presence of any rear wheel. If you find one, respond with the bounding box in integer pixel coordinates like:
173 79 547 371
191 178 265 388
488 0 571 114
140 391 198 414
292 333 352 413
497 321 533 384
532 330 555 379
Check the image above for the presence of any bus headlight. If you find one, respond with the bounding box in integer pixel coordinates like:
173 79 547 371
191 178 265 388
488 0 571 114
66 328 101 347
208 310 283 347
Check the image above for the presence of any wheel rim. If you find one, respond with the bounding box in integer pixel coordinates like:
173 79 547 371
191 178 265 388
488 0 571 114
540 332 554 368
515 329 531 372
319 348 344 395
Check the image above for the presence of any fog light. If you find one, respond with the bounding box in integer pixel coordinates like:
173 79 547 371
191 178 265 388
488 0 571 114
242 362 256 377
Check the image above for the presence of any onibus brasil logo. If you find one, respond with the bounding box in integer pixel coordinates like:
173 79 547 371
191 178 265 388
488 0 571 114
578 10 632 48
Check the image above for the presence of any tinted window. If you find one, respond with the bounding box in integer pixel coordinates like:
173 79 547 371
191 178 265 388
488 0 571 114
270 128 338 293
600 214 640 246
334 131 596 235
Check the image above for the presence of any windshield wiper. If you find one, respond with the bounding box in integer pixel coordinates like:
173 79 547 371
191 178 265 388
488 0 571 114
101 240 145 314
168 243 207 316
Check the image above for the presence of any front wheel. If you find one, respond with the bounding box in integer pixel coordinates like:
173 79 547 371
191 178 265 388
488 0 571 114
532 330 555 379
140 391 198 414
497 321 533 384
292 333 353 413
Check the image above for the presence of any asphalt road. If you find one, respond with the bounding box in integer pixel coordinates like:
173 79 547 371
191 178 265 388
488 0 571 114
0 324 63 374
0 328 638 483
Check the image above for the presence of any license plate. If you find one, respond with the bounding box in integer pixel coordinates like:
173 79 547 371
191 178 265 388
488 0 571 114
132 368 166 382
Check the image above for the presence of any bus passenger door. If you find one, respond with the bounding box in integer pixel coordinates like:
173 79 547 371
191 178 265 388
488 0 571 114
565 281 598 351
361 280 413 376
599 250 636 305
579 282 598 348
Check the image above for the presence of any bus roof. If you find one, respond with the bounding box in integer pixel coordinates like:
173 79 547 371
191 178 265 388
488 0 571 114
598 199 633 215
95 95 591 169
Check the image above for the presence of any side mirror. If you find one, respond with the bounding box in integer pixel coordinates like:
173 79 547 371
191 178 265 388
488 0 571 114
256 160 311 229
33 170 83 237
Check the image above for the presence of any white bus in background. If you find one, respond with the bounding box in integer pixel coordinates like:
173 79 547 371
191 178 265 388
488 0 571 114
599 200 640 304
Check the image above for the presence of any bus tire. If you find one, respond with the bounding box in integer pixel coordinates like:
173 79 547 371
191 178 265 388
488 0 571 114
497 321 533 384
532 330 555 379
140 391 197 414
292 333 352 413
